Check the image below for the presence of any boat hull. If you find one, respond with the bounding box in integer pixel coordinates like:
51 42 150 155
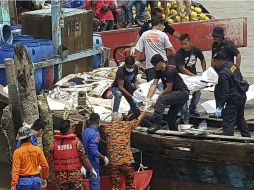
131 130 254 189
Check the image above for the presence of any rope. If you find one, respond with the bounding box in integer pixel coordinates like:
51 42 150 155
138 151 148 172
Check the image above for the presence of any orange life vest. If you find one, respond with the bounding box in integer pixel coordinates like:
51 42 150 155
53 134 82 172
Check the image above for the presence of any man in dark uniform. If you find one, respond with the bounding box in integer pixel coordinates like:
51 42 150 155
145 54 190 133
211 27 241 68
175 33 206 123
213 52 250 137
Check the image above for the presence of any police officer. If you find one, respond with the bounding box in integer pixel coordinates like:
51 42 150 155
145 54 190 133
211 26 241 67
213 52 251 137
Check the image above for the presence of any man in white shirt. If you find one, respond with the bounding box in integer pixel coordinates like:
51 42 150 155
134 18 176 81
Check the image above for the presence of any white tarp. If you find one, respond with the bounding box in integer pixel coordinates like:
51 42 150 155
133 67 218 103
179 67 218 94
201 84 254 114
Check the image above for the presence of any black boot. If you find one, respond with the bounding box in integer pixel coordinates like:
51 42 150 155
140 118 153 128
147 124 162 133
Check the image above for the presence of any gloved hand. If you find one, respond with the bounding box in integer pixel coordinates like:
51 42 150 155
135 60 141 66
214 107 222 118
101 5 109 12
90 168 97 178
81 166 86 177
41 179 47 188
132 96 140 105
104 156 109 166
130 47 136 55
144 97 152 104
144 102 152 111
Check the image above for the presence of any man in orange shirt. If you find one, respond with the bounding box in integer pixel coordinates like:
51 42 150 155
104 111 147 190
11 124 49 190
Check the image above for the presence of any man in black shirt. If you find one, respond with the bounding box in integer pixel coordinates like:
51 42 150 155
175 33 206 123
112 56 140 118
211 27 241 68
145 54 190 133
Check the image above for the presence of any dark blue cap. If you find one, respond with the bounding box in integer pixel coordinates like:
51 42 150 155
212 27 224 37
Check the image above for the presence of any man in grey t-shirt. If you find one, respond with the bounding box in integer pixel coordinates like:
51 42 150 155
134 18 176 81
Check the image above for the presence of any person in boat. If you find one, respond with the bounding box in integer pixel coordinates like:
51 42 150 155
16 118 45 148
103 111 147 190
145 54 190 133
11 124 49 190
111 55 141 117
48 120 97 190
211 26 242 68
134 18 176 82
175 33 206 123
82 113 109 190
212 51 251 137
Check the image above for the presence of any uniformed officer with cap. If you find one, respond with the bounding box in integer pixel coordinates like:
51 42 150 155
212 51 251 137
211 26 241 68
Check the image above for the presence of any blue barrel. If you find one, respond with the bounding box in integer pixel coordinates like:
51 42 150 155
64 0 73 7
0 45 14 86
13 35 33 44
93 34 103 69
73 0 84 7
0 24 13 45
23 41 42 93
11 24 22 35
36 39 54 89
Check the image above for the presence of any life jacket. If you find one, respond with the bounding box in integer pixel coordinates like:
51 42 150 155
53 134 82 172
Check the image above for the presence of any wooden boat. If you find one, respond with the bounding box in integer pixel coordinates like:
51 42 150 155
131 127 254 189
45 170 153 190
